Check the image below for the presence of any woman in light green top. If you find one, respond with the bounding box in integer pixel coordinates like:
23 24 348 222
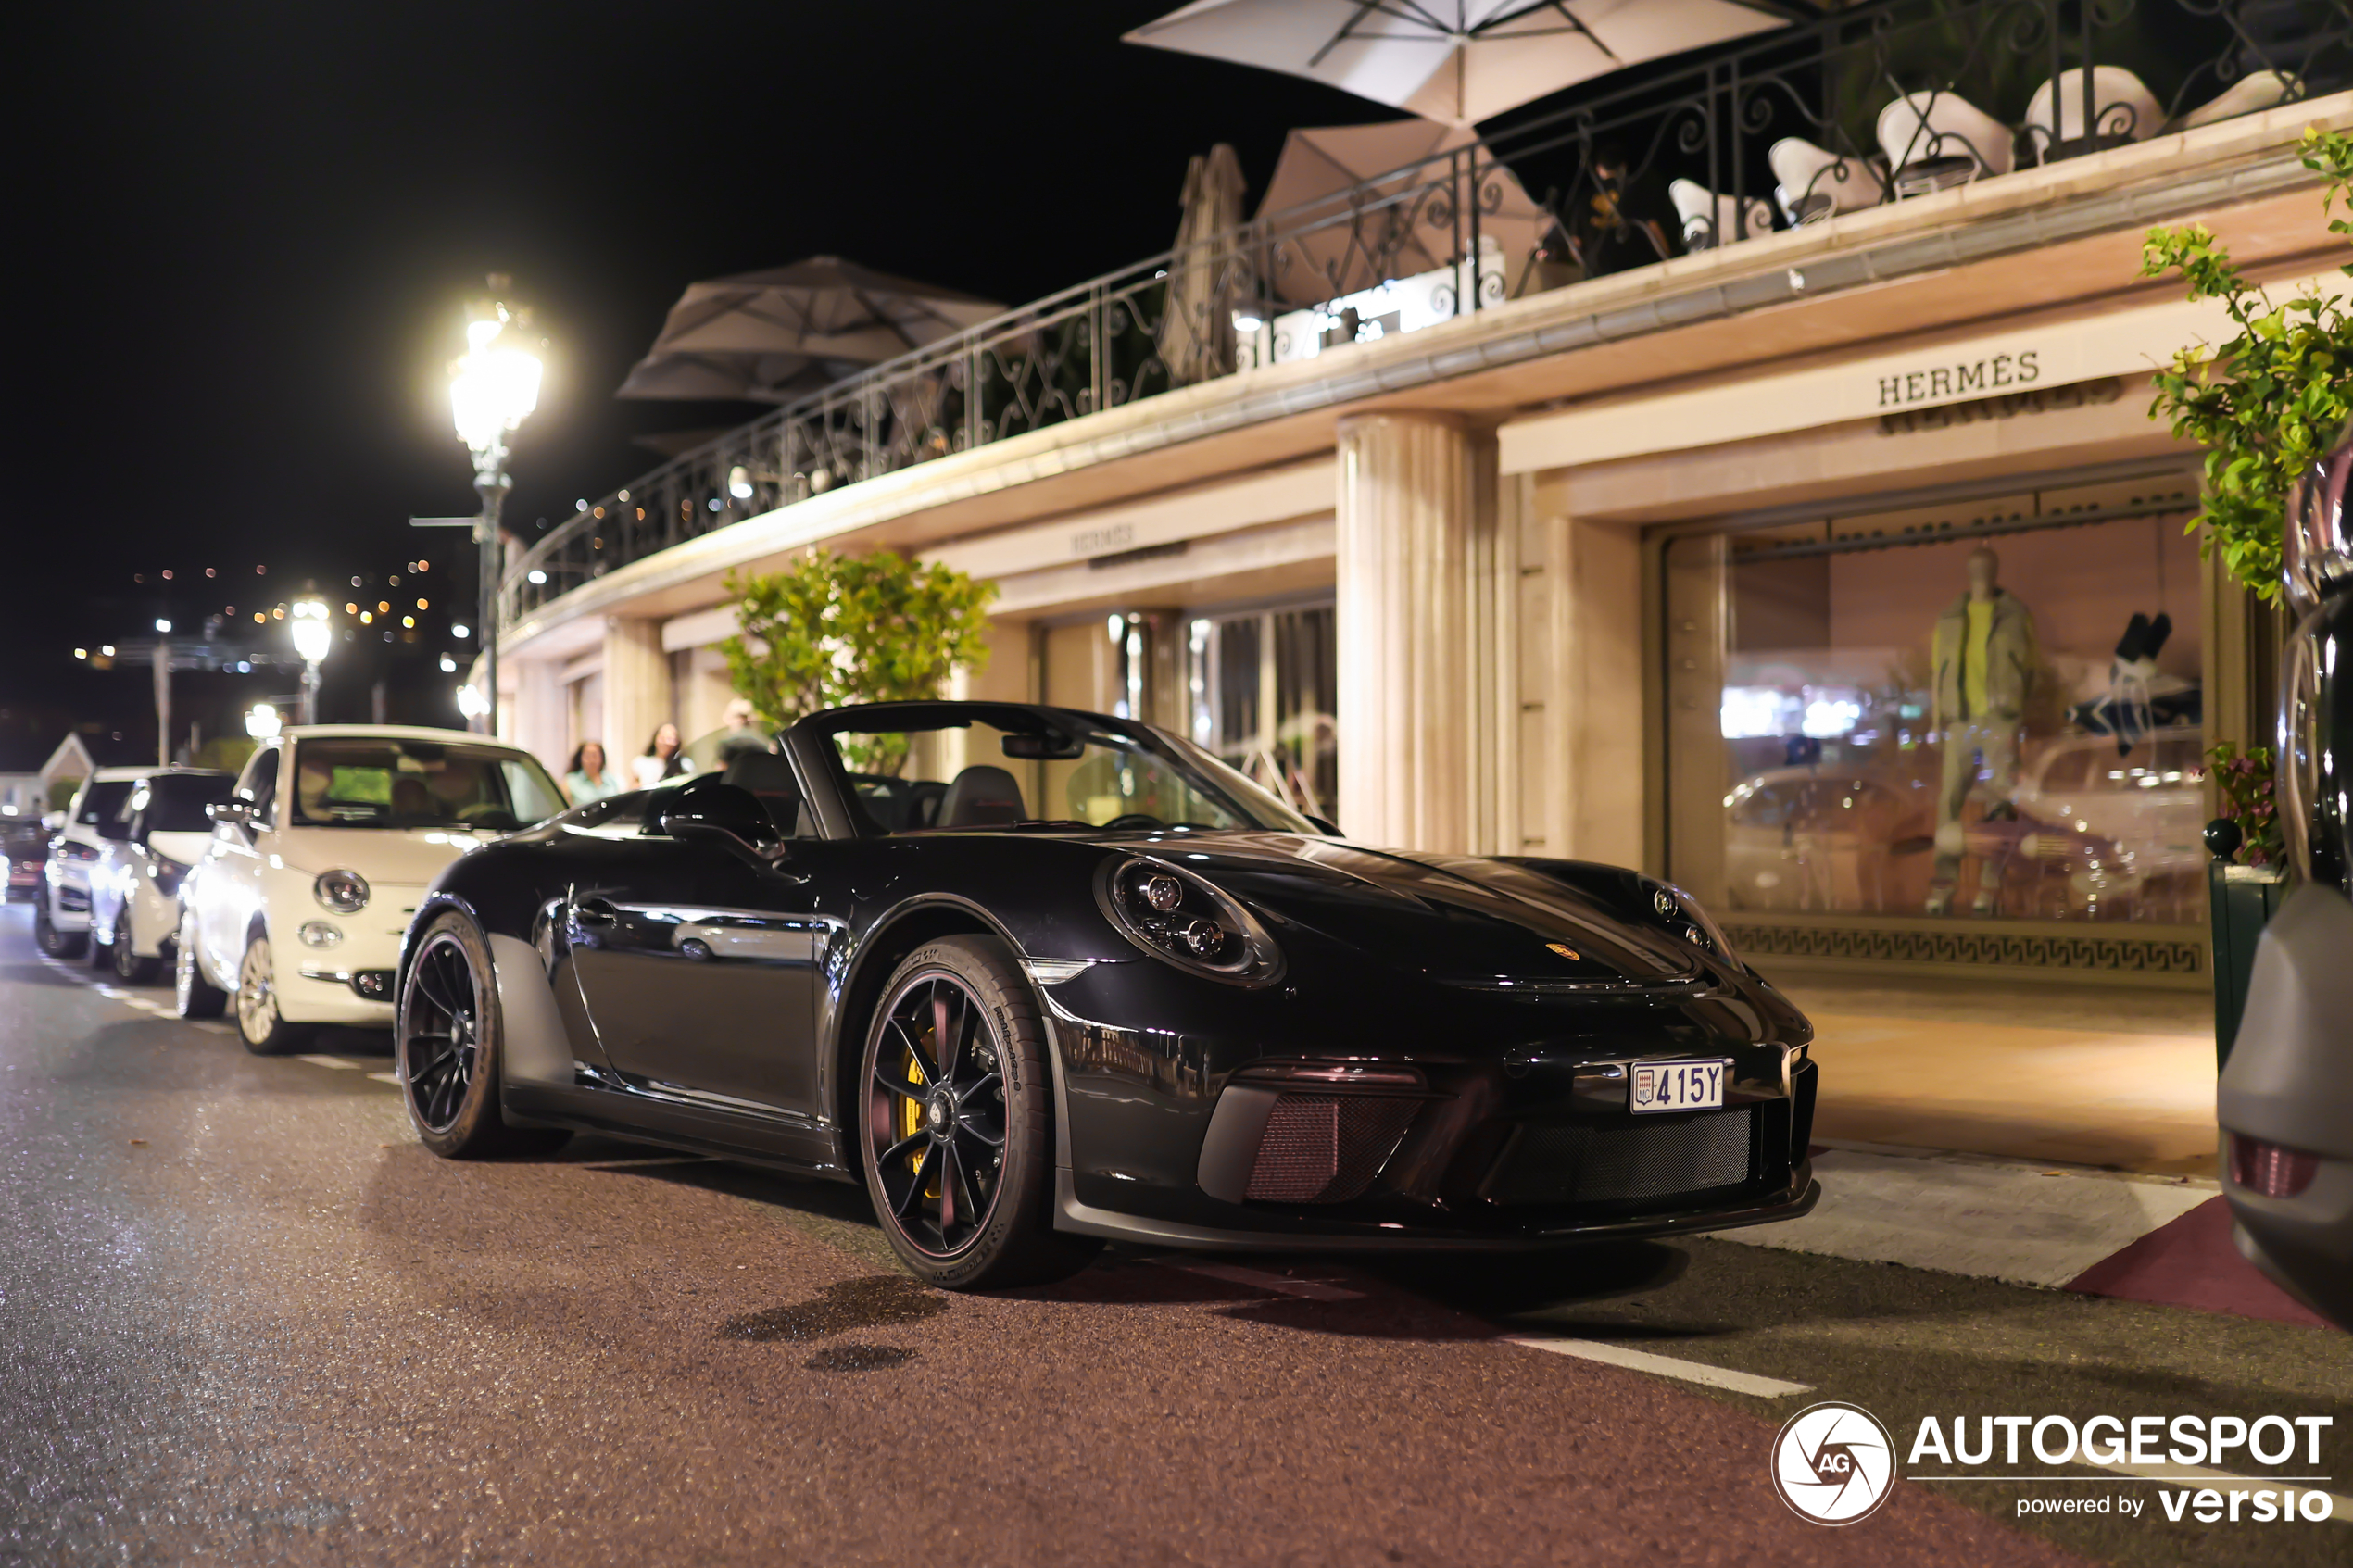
563 741 624 806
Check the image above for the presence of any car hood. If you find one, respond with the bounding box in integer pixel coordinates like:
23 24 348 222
269 824 491 884
1095 833 1707 986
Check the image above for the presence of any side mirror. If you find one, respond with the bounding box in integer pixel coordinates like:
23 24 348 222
658 777 791 872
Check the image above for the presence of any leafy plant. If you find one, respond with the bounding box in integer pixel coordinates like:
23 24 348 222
719 548 996 774
2199 741 2282 866
2143 127 2353 601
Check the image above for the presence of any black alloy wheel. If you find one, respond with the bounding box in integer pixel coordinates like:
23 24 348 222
113 911 159 985
872 972 1009 1256
34 898 85 960
404 931 480 1135
859 935 1100 1289
396 911 566 1159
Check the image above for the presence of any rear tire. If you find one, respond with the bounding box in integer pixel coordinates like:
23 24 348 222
396 910 569 1159
858 935 1101 1291
175 910 227 1019
34 898 86 960
112 911 159 985
234 931 308 1054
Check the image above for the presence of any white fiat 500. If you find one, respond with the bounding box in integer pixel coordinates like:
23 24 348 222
175 725 565 1051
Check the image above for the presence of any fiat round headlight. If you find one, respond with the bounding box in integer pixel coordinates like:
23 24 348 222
1098 857 1282 986
314 870 370 913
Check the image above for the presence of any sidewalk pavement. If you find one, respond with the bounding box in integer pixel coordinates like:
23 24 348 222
1730 1144 2333 1330
1778 971 2219 1177
1724 972 2334 1330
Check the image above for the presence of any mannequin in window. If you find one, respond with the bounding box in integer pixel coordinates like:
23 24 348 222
1927 546 2039 915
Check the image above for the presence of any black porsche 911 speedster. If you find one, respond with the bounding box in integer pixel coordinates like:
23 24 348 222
395 700 1819 1288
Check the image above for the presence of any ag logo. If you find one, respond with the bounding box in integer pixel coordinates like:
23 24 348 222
1770 1401 1895 1525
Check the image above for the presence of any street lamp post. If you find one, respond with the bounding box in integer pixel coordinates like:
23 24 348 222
289 598 332 723
447 282 543 737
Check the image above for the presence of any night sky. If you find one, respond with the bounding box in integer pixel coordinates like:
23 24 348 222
7 2 1379 750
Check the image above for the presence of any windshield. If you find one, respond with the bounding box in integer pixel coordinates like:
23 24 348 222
288 739 565 830
133 773 235 834
824 717 1318 835
77 781 136 838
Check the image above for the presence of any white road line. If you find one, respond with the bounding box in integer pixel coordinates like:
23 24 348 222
1160 1261 1366 1301
365 1072 402 1086
1507 1336 1813 1398
296 1054 366 1071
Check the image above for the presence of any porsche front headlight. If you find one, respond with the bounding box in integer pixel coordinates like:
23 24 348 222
1098 856 1282 987
1646 879 1740 962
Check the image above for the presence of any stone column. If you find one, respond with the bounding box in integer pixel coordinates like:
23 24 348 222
510 658 566 777
600 617 671 777
1335 412 1507 853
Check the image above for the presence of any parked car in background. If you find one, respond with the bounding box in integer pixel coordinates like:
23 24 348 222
34 768 145 957
174 726 566 1052
4 816 52 902
86 770 235 982
1722 766 1932 913
2015 729 2206 881
2221 443 2353 1330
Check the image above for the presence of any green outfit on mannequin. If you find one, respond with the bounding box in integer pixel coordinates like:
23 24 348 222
1927 546 2040 915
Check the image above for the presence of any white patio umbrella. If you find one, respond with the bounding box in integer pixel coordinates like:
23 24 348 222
1157 144 1251 384
1254 118 1548 306
617 256 1002 403
1125 0 1793 127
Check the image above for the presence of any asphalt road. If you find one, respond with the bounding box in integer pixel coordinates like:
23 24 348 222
0 903 2340 1567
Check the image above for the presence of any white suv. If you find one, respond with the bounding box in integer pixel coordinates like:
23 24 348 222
36 767 149 959
175 725 566 1052
87 770 237 982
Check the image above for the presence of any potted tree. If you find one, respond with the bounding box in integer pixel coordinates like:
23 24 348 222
2145 127 2353 1060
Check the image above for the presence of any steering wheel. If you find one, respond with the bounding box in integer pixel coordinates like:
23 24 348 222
1101 813 1164 831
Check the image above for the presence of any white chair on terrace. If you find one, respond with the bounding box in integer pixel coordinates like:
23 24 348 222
2023 67 2162 162
1876 90 2015 197
2170 69 2299 132
1668 179 1776 252
1768 137 1886 225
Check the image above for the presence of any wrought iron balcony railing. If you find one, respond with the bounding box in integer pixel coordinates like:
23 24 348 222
498 0 2350 632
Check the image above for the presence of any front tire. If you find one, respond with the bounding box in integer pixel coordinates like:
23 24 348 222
859 935 1101 1291
396 910 567 1159
34 897 86 960
112 911 159 985
175 911 227 1019
234 931 307 1054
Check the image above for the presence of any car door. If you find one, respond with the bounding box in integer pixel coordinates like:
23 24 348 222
89 781 144 941
564 832 830 1123
205 746 278 978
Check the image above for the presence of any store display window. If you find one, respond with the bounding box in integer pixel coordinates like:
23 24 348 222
1186 600 1338 822
1664 476 2207 923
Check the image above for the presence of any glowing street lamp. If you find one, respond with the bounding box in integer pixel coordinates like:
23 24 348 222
245 703 283 740
289 597 333 723
447 281 544 736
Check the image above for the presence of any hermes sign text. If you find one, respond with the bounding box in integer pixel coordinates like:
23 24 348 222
1879 350 2043 408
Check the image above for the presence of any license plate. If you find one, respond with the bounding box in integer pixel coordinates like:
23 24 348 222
1630 1058 1727 1113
